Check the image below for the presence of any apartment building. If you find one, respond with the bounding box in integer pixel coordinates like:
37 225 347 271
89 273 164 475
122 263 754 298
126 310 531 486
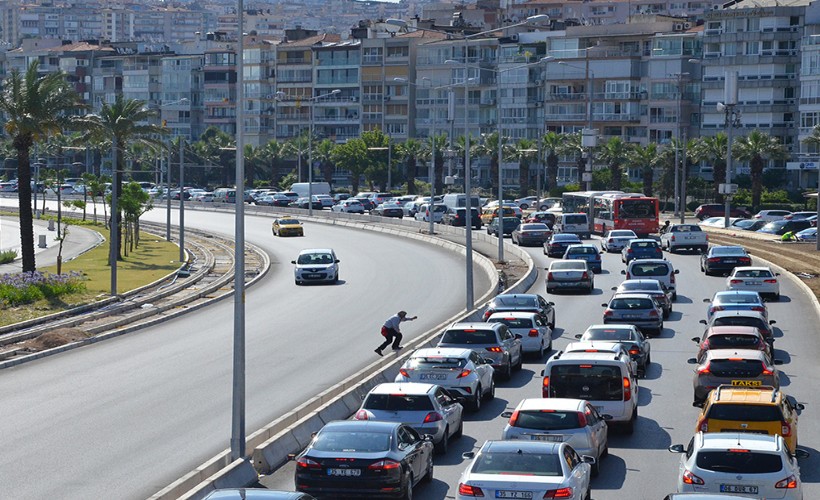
160 54 204 142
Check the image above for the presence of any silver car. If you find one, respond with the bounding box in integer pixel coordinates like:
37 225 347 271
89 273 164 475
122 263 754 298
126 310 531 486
353 382 464 454
601 229 638 252
501 398 610 477
602 293 664 335
486 311 552 358
546 259 594 294
438 322 523 380
291 248 340 285
394 348 495 412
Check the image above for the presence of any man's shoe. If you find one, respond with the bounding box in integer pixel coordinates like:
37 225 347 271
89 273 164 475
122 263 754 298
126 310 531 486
392 345 404 350
374 349 383 357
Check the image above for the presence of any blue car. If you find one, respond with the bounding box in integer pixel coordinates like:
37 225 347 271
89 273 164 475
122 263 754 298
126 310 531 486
621 239 663 263
704 290 767 321
563 244 603 273
796 226 817 241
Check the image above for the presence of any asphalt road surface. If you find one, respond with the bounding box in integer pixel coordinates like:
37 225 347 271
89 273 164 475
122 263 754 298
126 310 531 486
0 206 488 499
262 238 820 499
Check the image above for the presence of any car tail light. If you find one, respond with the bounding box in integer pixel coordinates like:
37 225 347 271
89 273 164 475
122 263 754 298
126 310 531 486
547 272 554 281
670 235 676 242
751 306 765 313
486 346 503 353
296 457 321 469
399 368 410 378
483 310 492 320
625 272 631 279
457 369 472 378
697 417 709 432
629 348 640 355
508 410 520 426
608 238 614 243
764 279 777 284
708 258 720 263
710 306 723 313
459 483 485 496
701 339 709 349
581 271 589 280
781 421 792 437
604 309 613 317
623 377 632 401
354 409 370 420
368 459 401 471
775 475 798 489
705 234 709 242
528 329 539 337
576 412 587 427
544 487 573 499
649 309 658 318
542 376 550 398
627 248 633 253
670 273 676 284
739 257 751 264
762 363 774 376
754 214 762 219
682 469 705 485
423 412 443 423
698 363 711 375
463 386 472 394
730 279 743 284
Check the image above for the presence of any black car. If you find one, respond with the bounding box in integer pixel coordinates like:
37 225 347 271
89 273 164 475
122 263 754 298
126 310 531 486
611 279 673 319
293 420 434 499
442 207 482 229
294 197 323 210
756 219 812 236
354 197 376 211
487 216 520 237
732 219 767 231
700 245 752 276
544 233 582 257
482 293 556 329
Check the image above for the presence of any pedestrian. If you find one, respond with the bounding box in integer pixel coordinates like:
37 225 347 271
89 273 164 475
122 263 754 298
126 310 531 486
375 310 418 356
781 230 796 242
660 220 671 235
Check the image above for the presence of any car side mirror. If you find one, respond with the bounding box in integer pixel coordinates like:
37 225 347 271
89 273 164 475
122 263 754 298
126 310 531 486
335 259 340 263
575 334 583 339
611 286 618 291
674 270 680 274
540 369 545 376
601 414 613 421
290 260 296 264
423 434 434 442
462 451 476 459
514 334 523 340
702 298 711 303
288 453 298 461
549 302 555 306
483 358 494 364
770 320 777 325
601 303 608 307
687 358 698 364
794 449 810 460
693 401 704 408
796 403 806 411
776 273 781 276
501 411 513 418
620 270 626 275
691 337 700 343
668 444 686 453
699 319 707 325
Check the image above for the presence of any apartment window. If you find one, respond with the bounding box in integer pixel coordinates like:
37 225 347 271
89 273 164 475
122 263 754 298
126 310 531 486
745 41 759 56
387 46 408 58
747 18 760 31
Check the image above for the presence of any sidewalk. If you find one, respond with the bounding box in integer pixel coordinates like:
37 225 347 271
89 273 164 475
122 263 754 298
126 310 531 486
0 215 104 274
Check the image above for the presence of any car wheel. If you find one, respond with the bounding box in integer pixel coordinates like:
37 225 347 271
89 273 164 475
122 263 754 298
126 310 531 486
470 387 482 412
333 274 339 284
623 408 637 435
295 280 301 286
543 248 548 255
500 361 513 381
591 457 600 477
434 429 449 455
774 293 781 301
514 350 523 371
401 472 414 500
647 352 652 365
483 378 496 401
422 455 434 483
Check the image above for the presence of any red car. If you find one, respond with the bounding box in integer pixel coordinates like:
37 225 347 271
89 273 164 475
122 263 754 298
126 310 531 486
694 204 751 220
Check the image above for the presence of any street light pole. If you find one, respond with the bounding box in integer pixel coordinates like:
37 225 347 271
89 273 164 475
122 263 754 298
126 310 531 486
110 136 118 296
719 70 740 229
464 38 475 308
307 89 340 216
671 72 689 219
558 59 595 192
166 142 172 241
179 139 185 262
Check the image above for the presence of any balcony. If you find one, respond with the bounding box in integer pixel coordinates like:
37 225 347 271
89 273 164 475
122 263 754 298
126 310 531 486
314 115 360 123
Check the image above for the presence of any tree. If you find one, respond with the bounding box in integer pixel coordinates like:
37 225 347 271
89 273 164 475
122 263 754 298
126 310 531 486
361 129 390 190
330 139 369 194
596 137 631 191
119 181 152 253
242 143 266 188
0 60 82 272
195 127 235 187
286 135 310 182
541 132 563 193
627 143 659 196
474 132 509 196
314 139 336 188
690 133 729 203
556 132 586 186
733 130 786 210
396 139 425 195
77 95 166 260
261 140 290 186
514 138 538 196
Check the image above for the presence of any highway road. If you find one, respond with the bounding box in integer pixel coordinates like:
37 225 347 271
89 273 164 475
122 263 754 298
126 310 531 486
0 206 488 499
263 239 820 499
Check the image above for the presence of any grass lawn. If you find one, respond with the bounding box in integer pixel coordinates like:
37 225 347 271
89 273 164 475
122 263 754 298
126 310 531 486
0 227 180 327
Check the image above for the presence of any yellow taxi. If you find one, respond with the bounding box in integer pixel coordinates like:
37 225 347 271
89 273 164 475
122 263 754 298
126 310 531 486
272 217 304 237
695 385 803 453
480 206 516 225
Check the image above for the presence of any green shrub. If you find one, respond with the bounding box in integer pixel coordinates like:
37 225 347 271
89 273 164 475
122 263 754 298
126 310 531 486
0 271 86 307
0 249 16 264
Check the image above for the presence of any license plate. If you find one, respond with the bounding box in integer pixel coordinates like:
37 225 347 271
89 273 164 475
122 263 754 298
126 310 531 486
419 373 447 380
496 491 533 499
306 274 322 278
623 314 640 319
530 232 543 236
531 434 562 442
731 380 762 387
328 468 361 476
720 484 758 494
746 281 761 285
724 259 736 263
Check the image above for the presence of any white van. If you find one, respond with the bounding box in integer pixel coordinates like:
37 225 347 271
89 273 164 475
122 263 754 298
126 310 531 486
290 182 331 199
442 193 481 210
555 212 590 239
541 346 639 433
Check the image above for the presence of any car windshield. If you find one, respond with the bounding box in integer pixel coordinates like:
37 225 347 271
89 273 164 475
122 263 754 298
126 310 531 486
620 281 661 292
631 264 670 277
567 246 597 255
715 293 761 304
706 404 783 421
513 410 584 430
312 430 391 453
707 334 761 349
487 317 534 329
763 221 788 230
563 215 586 224
695 451 783 474
441 329 497 344
471 451 563 476
734 269 774 278
712 247 747 256
297 253 334 265
364 394 434 411
549 364 624 400
631 241 658 249
495 296 538 308
407 357 467 370
521 224 549 231
582 328 635 341
610 297 654 310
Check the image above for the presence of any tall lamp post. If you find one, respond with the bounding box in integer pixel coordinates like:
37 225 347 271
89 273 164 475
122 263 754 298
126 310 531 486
671 72 689 219
557 60 595 192
718 70 741 229
308 89 340 216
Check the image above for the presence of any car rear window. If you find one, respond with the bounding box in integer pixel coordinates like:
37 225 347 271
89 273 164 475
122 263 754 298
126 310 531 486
631 263 670 277
471 451 563 476
488 317 534 329
610 231 636 238
717 294 761 304
549 364 624 401
364 394 434 411
712 247 747 256
734 270 774 278
695 451 783 474
582 328 633 341
673 225 701 232
512 410 583 430
313 430 391 452
408 357 467 370
707 403 783 422
441 329 497 344
707 334 761 349
568 247 597 255
712 317 767 331
551 261 586 270
563 215 587 224
521 224 549 231
708 359 765 377
495 296 538 308
620 281 661 292
631 241 658 248
610 297 654 310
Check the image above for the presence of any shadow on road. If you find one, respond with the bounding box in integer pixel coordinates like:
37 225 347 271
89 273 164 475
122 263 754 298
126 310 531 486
796 445 820 483
673 294 694 304
609 414 672 450
591 452 627 490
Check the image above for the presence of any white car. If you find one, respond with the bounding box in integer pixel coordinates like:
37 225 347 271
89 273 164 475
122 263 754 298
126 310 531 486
414 203 446 222
314 194 334 208
546 259 594 294
752 209 792 222
486 311 552 357
291 248 340 285
669 432 806 499
726 266 780 301
394 347 495 412
331 199 365 213
514 196 539 210
501 398 609 477
660 223 709 253
457 440 594 500
601 229 638 252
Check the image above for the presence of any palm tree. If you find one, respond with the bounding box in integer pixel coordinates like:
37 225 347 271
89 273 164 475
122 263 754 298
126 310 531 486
78 95 166 260
541 132 563 193
596 137 631 191
361 129 390 190
690 133 729 203
627 143 659 196
0 60 82 272
474 132 508 195
424 133 448 194
242 143 266 188
261 139 289 186
195 127 235 186
396 138 425 195
556 132 586 186
314 139 336 188
514 138 538 196
286 135 310 182
733 130 787 210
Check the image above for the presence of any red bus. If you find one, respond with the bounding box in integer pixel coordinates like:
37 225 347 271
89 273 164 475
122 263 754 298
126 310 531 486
592 193 659 236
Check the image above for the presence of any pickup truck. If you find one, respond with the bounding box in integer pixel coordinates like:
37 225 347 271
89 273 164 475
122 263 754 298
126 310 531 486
660 223 709 253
